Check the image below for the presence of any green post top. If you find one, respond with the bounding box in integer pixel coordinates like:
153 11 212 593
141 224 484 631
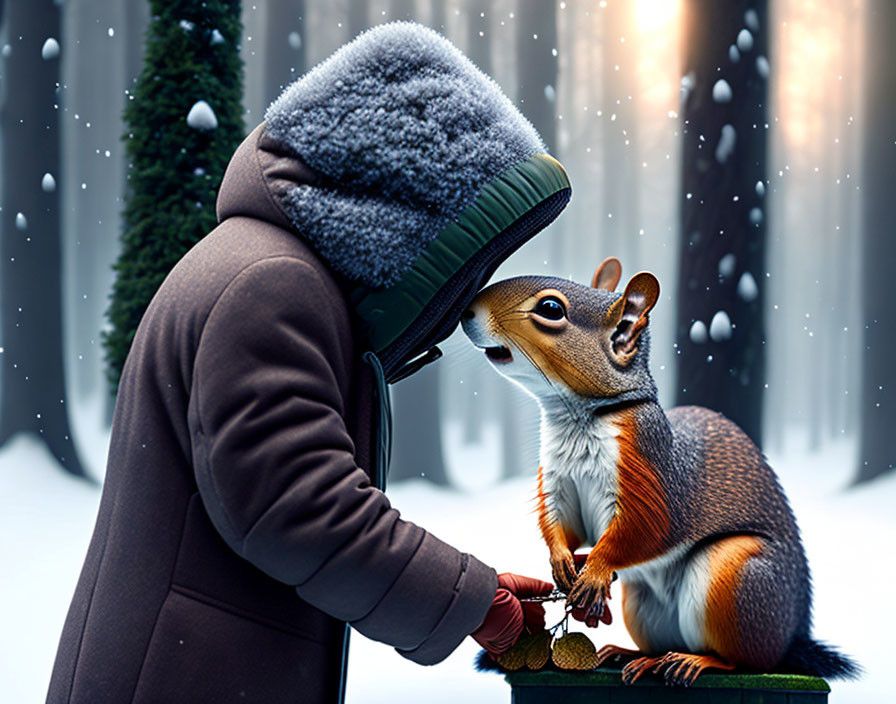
505 669 830 703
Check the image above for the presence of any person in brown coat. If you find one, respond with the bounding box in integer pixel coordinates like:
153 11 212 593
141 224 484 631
47 22 570 703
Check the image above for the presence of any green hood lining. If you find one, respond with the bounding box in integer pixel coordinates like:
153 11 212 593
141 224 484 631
349 153 570 360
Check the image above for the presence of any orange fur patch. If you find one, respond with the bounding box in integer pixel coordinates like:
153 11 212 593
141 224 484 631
584 411 671 571
704 535 764 663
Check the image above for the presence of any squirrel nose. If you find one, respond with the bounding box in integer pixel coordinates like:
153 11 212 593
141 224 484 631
462 308 475 320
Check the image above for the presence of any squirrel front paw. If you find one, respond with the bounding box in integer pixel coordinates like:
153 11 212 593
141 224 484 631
566 563 613 623
549 549 578 592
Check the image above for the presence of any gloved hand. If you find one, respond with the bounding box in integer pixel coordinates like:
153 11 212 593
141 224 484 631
471 572 553 655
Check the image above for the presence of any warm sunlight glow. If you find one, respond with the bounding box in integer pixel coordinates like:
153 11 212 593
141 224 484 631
634 0 680 32
634 0 682 111
776 0 862 152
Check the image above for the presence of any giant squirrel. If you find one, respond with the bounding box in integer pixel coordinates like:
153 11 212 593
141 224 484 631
461 258 857 686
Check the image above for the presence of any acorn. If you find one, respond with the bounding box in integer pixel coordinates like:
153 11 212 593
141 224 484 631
524 630 553 670
495 639 529 671
551 632 600 670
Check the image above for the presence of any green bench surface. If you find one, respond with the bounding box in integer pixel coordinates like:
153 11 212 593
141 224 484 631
505 669 830 703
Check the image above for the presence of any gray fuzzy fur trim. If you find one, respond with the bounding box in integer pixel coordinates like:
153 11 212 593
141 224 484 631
265 22 546 288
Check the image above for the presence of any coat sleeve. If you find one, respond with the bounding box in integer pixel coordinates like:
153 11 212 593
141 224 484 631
189 256 497 665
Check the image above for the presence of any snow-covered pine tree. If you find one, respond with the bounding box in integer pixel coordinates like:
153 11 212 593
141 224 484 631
104 0 243 390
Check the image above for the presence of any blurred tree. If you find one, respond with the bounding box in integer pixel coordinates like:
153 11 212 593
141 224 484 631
460 1 491 447
429 0 446 33
601 0 640 268
855 0 896 484
516 0 557 153
466 0 490 75
347 0 368 38
263 0 305 108
390 0 414 21
61 0 134 406
675 0 769 446
0 0 88 477
103 0 243 391
498 0 559 481
384 0 450 487
389 364 450 486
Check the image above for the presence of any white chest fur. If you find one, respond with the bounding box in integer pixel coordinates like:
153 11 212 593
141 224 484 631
539 410 621 546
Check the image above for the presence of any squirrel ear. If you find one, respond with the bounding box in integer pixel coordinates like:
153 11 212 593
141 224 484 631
607 272 660 360
591 257 622 291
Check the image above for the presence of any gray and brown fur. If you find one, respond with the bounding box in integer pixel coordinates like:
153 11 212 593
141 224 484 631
461 258 857 685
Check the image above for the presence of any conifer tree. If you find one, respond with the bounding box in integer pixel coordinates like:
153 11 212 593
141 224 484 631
104 0 243 390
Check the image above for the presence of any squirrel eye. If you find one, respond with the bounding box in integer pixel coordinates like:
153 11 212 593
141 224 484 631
533 296 566 321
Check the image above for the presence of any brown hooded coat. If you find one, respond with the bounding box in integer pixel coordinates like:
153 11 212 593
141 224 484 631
46 123 499 703
48 21 573 702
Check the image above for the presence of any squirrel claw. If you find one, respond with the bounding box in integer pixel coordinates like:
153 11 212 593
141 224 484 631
621 656 659 685
621 652 735 687
550 552 577 592
566 568 611 623
594 645 640 668
585 600 605 623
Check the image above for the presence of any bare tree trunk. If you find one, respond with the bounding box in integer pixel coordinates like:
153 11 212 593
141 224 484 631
601 0 640 268
390 0 414 21
500 382 539 480
264 0 306 107
0 0 88 478
429 0 446 33
62 0 130 407
388 364 450 486
855 0 896 484
457 0 493 446
104 0 149 426
675 0 769 446
347 0 368 39
515 0 557 153
837 5 862 440
383 0 450 487
501 0 558 479
466 0 490 74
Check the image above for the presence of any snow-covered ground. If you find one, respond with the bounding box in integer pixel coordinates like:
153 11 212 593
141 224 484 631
0 422 891 702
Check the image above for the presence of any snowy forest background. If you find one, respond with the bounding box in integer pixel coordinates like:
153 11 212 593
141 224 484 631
1 0 894 702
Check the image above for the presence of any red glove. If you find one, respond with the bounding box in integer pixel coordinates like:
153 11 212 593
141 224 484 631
471 573 553 655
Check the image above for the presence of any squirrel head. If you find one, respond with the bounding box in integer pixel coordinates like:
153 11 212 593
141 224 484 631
461 257 660 407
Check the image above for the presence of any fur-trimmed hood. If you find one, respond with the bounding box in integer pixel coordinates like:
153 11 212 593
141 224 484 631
217 22 570 380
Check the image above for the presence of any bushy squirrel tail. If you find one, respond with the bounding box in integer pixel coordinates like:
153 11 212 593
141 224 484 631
780 636 861 680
